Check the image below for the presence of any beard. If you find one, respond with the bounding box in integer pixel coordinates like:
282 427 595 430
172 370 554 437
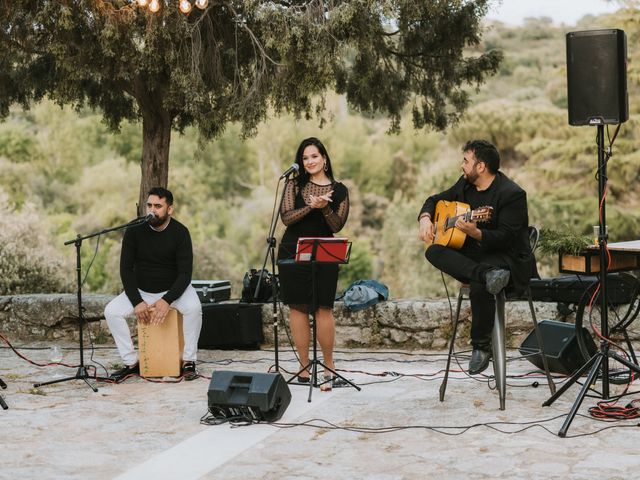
464 169 479 185
149 213 168 227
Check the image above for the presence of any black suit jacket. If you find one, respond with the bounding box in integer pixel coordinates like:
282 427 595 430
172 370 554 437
419 172 533 294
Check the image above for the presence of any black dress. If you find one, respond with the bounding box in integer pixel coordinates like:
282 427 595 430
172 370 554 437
277 179 350 309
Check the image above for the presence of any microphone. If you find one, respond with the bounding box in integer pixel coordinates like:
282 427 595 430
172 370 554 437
279 163 299 179
132 213 156 224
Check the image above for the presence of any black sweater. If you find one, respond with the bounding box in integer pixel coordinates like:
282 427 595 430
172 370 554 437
120 218 193 306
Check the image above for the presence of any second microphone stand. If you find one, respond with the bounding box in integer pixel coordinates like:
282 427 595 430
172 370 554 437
34 216 151 392
255 172 293 372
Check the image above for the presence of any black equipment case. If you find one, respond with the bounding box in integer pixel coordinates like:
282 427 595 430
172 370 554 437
192 280 231 304
528 274 634 305
198 303 263 350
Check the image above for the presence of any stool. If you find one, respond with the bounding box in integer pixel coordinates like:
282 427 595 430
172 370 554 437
138 309 184 378
438 226 556 410
439 282 556 410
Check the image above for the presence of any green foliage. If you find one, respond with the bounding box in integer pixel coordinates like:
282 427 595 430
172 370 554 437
1 0 502 206
538 228 591 256
0 190 71 295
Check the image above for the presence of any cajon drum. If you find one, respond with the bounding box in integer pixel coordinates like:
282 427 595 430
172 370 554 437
138 308 184 377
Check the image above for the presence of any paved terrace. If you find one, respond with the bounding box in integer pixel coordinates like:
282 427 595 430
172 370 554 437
1 340 639 480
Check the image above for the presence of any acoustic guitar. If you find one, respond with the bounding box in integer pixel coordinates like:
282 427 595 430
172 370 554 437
425 200 493 250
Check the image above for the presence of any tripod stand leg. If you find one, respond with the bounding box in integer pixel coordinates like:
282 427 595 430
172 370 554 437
0 378 7 410
543 351 599 407
609 351 640 376
34 366 100 392
321 363 361 391
557 353 604 438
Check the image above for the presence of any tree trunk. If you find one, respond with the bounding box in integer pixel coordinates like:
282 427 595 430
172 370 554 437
138 111 172 215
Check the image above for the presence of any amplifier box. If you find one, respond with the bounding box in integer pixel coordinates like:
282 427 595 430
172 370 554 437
198 303 263 350
192 280 231 303
528 274 633 305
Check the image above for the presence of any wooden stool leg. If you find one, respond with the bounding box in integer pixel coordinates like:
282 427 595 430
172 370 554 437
492 291 507 410
439 287 467 402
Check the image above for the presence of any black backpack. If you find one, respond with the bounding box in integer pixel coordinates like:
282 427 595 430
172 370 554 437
241 269 278 303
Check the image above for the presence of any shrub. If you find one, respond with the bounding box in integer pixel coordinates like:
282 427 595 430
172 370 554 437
0 191 71 294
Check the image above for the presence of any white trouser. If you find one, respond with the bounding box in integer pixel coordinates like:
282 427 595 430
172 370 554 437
104 285 202 366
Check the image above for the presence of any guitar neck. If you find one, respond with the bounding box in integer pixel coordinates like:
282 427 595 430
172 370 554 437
444 210 476 229
445 212 467 229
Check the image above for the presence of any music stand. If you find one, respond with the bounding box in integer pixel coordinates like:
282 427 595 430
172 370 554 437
34 217 148 391
0 377 8 410
291 237 361 402
542 125 640 436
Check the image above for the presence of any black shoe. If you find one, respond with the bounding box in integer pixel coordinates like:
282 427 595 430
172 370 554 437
469 349 491 375
110 363 139 382
182 361 198 381
485 268 510 295
296 375 310 383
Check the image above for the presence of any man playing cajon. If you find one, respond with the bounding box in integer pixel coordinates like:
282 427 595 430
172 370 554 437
105 187 202 382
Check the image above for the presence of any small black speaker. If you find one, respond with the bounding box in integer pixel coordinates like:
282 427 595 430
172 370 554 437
566 29 628 126
519 320 597 375
207 371 291 422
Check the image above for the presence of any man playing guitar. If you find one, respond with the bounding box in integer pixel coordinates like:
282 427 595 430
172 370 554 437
418 140 533 374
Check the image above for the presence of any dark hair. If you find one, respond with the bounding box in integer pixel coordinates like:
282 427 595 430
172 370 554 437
293 137 334 185
147 187 174 206
462 140 500 174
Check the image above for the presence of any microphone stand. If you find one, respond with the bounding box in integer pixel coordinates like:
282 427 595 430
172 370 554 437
254 172 294 372
34 216 150 391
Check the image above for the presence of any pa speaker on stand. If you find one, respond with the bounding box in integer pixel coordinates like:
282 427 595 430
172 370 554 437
566 28 628 126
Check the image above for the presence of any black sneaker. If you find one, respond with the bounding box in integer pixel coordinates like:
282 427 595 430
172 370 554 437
182 361 198 381
110 363 139 383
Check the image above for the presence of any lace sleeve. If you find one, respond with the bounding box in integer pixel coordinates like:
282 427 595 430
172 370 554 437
322 186 349 233
280 180 312 226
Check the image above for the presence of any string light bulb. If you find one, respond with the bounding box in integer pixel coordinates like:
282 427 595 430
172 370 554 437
148 0 161 12
136 0 149 6
179 0 192 14
194 0 209 9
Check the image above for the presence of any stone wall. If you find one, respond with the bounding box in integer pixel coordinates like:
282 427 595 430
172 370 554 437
4 294 632 349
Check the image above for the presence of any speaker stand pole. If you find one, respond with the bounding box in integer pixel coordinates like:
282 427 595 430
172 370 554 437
542 125 640 436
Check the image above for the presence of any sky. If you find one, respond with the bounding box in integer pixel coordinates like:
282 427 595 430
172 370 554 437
485 0 621 26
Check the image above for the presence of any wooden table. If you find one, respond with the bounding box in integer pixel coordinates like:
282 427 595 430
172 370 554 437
560 240 640 274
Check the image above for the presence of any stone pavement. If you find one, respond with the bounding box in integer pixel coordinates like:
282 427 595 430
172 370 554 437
1 341 639 480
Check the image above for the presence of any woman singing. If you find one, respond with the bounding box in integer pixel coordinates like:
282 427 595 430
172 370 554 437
277 137 349 390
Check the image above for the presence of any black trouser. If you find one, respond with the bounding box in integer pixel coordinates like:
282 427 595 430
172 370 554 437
425 244 511 349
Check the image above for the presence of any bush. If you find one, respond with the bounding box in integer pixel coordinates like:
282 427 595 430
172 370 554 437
0 192 71 294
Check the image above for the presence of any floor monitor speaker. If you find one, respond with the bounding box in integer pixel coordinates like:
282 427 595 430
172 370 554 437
207 371 291 422
519 320 597 375
566 29 628 126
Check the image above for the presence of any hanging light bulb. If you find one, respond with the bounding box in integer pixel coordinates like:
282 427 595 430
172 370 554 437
148 0 161 12
137 0 149 6
194 0 208 9
179 0 192 14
